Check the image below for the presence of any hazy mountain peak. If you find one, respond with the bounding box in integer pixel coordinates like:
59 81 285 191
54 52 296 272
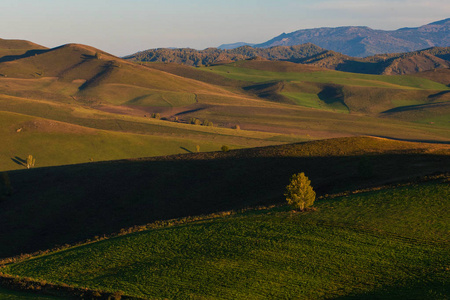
220 19 450 57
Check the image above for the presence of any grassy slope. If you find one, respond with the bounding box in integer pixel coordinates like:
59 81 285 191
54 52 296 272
202 61 449 89
0 38 47 61
200 61 450 120
0 106 297 172
0 137 448 259
3 179 448 299
0 110 248 171
1 48 449 144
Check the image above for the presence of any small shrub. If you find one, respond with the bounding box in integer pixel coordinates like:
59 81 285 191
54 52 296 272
26 155 35 169
110 291 124 300
284 172 316 211
202 120 213 126
221 145 229 152
196 145 200 152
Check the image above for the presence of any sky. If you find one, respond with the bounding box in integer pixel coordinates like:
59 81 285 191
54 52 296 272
1 0 449 56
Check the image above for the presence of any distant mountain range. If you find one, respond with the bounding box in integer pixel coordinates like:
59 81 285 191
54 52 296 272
219 18 450 57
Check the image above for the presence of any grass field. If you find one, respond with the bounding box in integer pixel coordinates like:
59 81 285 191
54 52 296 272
0 110 267 172
199 61 450 121
202 61 450 90
0 136 448 259
2 179 448 299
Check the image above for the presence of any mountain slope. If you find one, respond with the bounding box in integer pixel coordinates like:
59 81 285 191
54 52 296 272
252 19 450 57
126 44 450 76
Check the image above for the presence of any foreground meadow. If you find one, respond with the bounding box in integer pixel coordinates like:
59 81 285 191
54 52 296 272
2 178 448 299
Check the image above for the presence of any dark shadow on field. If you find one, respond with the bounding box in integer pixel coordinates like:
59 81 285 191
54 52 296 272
381 102 450 114
243 81 295 104
331 278 448 299
369 135 450 145
0 49 50 63
10 156 26 167
428 90 450 99
180 147 192 153
0 149 449 259
317 85 349 111
78 61 118 91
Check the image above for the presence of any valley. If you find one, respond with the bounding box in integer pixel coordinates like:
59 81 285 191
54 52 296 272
0 33 448 299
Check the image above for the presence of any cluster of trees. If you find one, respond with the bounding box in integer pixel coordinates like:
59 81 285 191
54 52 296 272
125 44 329 67
189 118 213 126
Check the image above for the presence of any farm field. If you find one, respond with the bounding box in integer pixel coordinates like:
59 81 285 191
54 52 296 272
2 178 448 299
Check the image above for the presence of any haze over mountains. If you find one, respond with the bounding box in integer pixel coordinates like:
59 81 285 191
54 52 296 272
220 18 450 57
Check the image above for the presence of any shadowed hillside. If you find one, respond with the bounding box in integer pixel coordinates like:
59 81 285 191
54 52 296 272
0 38 47 63
0 137 448 259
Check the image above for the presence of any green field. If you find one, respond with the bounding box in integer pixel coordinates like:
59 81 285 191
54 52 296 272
2 180 448 299
203 62 450 90
198 61 450 121
0 110 267 171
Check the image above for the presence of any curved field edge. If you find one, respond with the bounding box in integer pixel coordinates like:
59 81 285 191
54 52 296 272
1 177 449 300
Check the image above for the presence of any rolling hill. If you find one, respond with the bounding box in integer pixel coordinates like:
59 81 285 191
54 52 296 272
0 37 449 300
0 38 47 62
1 174 449 299
1 39 448 174
0 136 448 259
195 60 450 130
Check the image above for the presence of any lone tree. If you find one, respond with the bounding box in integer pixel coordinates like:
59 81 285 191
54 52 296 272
284 172 316 211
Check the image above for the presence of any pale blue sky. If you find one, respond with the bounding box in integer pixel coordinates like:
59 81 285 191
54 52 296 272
1 0 449 56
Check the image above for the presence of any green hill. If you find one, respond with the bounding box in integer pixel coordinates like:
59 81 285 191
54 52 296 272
0 136 448 259
197 60 450 127
2 176 448 299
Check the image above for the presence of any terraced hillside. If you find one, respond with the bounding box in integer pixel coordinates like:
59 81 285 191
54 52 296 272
1 175 448 299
